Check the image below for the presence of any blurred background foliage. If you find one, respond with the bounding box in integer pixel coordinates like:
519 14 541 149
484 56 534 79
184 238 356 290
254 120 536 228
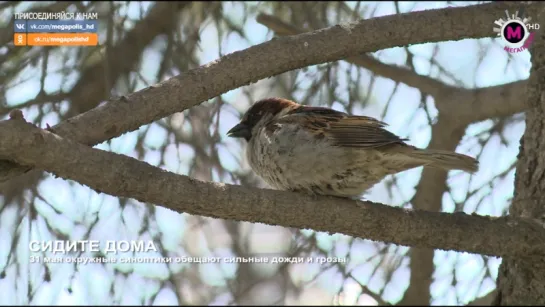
0 1 527 305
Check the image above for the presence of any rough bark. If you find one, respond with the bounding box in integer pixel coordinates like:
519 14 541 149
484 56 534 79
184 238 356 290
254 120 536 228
495 5 545 305
1 118 545 261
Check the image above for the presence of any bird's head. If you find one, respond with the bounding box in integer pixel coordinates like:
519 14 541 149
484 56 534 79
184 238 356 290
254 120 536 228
227 98 298 141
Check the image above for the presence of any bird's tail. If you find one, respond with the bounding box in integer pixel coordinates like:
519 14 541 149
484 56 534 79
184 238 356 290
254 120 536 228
403 149 479 173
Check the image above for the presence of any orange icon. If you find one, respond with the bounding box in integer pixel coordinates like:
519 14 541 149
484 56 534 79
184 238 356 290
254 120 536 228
14 33 27 46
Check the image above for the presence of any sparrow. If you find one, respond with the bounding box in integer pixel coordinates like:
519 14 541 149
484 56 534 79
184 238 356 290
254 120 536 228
227 97 479 199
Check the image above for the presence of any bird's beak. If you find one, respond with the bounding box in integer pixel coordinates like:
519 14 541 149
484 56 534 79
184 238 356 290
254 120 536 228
227 123 251 139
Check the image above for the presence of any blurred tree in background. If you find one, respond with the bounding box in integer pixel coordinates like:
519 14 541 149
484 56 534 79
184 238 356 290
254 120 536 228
0 1 543 305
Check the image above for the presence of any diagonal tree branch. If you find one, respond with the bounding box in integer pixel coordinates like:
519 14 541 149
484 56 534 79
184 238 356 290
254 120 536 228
0 1 536 184
256 13 450 97
1 117 545 260
256 12 529 123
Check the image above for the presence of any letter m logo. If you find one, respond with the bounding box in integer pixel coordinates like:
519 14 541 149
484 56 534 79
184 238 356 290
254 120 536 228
506 25 522 40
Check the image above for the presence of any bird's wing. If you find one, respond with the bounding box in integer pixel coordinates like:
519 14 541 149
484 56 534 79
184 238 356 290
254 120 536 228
270 106 409 149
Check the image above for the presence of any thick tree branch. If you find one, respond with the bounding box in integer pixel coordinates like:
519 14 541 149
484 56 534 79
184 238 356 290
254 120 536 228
1 118 545 260
256 13 529 124
0 1 535 183
256 13 449 97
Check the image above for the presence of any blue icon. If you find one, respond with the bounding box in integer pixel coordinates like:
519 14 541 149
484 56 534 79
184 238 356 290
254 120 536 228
14 20 26 32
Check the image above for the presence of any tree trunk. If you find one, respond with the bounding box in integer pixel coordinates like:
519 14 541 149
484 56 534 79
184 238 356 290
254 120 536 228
495 11 545 304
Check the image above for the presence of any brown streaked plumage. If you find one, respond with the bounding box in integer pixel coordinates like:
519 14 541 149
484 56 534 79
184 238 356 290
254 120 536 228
227 98 479 198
